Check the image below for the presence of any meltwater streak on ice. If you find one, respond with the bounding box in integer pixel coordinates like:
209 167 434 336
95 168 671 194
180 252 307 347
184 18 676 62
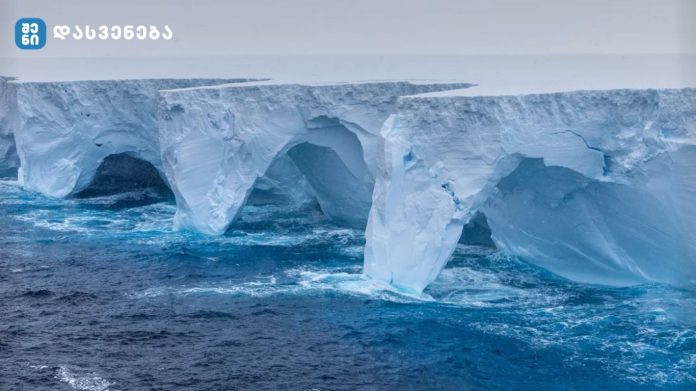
1 181 696 389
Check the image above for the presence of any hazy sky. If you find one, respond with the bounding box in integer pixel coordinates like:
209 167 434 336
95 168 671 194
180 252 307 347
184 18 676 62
1 0 694 58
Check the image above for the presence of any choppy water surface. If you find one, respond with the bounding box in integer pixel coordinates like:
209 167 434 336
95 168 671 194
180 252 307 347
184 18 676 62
1 179 694 390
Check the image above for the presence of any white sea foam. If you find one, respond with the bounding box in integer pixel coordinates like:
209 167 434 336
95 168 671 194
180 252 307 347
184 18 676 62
133 275 285 299
55 366 116 391
0 179 19 186
133 262 553 307
291 267 433 303
132 265 429 304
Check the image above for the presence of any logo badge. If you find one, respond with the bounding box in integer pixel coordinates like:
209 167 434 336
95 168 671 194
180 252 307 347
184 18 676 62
15 18 46 50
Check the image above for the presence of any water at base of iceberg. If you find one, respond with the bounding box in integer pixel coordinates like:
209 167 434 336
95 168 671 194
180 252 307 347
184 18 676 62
1 179 694 390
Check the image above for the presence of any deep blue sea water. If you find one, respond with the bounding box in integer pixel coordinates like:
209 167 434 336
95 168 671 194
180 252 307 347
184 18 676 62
1 179 695 390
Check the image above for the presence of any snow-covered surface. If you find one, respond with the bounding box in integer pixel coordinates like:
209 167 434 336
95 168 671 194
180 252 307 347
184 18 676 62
159 81 472 234
0 76 18 177
12 78 252 197
365 88 696 293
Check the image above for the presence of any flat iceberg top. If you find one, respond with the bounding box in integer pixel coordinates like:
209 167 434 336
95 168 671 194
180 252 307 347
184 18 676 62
3 54 695 89
397 87 696 116
160 80 475 117
404 85 696 99
160 80 473 94
9 77 259 87
391 86 696 178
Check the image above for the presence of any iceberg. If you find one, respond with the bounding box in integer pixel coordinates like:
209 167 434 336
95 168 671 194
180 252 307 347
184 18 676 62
364 88 696 293
158 81 471 234
8 73 694 294
0 76 18 177
12 78 253 197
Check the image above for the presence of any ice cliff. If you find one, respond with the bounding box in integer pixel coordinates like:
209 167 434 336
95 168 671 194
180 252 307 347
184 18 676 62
8 74 695 294
0 76 18 177
365 88 696 293
13 78 252 197
158 81 471 235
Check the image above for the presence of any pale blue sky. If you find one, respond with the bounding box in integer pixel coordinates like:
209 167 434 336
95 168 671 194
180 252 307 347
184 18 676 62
1 0 694 58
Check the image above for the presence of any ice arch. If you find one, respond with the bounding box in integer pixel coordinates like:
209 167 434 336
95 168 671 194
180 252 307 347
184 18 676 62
365 88 696 293
200 123 373 231
159 81 471 234
12 78 252 197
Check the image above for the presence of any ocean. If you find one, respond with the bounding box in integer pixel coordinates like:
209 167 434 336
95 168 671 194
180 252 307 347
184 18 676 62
1 179 694 390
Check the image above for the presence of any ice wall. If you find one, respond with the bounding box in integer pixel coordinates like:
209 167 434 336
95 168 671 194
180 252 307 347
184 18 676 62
159 81 472 234
365 88 696 293
13 78 252 197
0 76 18 177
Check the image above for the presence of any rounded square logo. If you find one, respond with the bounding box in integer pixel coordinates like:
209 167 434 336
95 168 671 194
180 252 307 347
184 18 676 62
15 18 46 50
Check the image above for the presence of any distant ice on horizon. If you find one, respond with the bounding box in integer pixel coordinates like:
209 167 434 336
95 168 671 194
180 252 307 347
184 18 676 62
1 54 695 96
